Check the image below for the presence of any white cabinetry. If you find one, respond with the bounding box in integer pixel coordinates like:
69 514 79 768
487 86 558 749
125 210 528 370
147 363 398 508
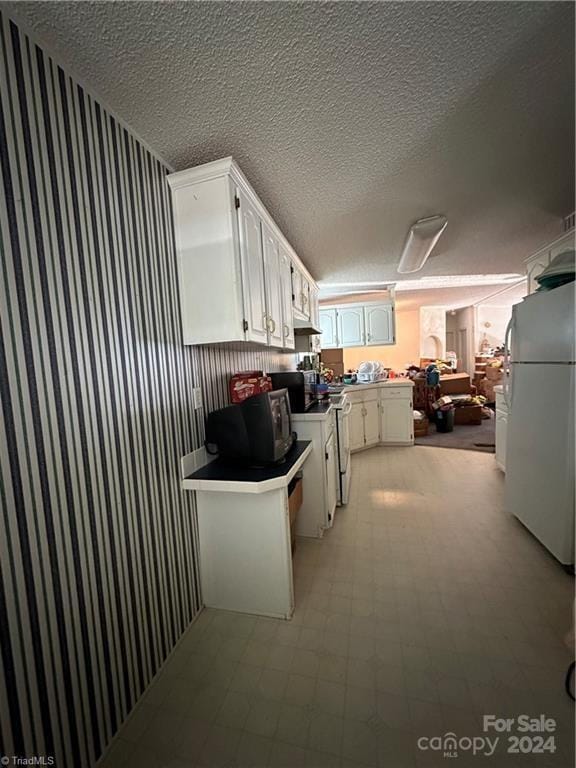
168 157 318 347
495 387 507 472
237 189 269 344
290 412 338 536
348 391 380 451
261 222 284 348
319 301 396 350
338 306 365 347
380 387 413 445
363 396 380 447
279 246 295 350
524 229 575 295
319 309 339 348
349 402 366 452
365 304 395 345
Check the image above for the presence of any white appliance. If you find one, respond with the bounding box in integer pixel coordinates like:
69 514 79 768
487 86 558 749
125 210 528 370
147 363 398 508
504 281 575 565
332 393 352 505
357 361 387 383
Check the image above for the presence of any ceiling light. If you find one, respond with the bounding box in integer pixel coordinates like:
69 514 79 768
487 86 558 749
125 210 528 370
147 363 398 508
394 274 524 291
397 215 448 274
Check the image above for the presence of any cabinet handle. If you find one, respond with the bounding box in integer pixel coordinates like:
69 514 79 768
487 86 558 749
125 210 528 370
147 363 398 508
283 323 290 338
367 332 371 341
268 317 276 334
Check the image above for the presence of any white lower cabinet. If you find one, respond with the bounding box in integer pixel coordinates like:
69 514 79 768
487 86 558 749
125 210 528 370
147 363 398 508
380 387 414 445
290 413 337 537
349 392 380 450
350 402 367 451
364 397 380 447
348 385 414 452
495 388 507 472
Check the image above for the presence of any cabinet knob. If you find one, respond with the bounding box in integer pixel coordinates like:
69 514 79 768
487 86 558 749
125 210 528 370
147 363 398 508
283 323 290 338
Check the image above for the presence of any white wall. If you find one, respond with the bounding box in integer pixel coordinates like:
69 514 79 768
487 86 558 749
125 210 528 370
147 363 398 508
475 305 513 352
419 306 447 359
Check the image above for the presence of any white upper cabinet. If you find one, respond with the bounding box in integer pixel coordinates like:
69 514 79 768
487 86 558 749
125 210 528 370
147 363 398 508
309 285 320 330
320 301 396 349
261 222 284 348
238 189 268 344
292 268 310 319
338 306 365 347
319 309 338 348
365 304 394 345
279 245 295 350
168 157 318 347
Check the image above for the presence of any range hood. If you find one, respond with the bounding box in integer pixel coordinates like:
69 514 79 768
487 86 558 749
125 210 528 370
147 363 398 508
293 318 322 335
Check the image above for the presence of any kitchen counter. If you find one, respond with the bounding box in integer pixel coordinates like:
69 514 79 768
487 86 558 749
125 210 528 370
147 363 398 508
182 440 312 494
334 379 414 394
291 401 333 421
183 440 314 619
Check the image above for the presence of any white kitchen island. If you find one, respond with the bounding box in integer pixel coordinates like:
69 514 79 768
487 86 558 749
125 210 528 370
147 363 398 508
182 441 312 619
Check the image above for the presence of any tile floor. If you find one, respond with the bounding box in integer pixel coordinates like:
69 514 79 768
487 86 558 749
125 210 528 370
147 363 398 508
101 446 574 768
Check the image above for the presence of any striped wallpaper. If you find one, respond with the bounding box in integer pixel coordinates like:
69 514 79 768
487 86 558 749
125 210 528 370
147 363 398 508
0 13 294 768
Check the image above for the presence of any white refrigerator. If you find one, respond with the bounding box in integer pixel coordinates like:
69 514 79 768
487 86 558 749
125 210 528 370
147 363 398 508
504 280 575 566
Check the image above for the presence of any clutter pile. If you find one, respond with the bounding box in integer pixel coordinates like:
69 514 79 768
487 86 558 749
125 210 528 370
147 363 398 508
413 410 429 437
477 358 504 402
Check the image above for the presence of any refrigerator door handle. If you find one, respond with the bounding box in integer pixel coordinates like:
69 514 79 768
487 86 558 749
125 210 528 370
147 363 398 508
503 315 514 409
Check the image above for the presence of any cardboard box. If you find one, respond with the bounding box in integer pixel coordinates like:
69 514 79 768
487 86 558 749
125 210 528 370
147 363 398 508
439 372 472 395
320 349 343 365
454 405 483 425
485 366 503 382
478 378 497 401
414 417 429 437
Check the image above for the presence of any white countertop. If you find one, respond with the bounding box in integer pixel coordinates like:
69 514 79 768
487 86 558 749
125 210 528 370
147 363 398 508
182 440 313 494
290 402 333 421
338 379 414 393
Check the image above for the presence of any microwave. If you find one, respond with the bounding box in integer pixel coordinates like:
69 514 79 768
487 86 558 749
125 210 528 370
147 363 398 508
269 371 318 412
205 389 295 465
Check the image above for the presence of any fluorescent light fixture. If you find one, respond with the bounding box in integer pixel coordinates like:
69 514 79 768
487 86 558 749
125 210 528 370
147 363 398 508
394 274 524 291
397 215 447 274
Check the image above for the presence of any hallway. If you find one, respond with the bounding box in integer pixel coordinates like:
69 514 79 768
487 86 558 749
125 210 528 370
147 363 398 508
102 447 574 768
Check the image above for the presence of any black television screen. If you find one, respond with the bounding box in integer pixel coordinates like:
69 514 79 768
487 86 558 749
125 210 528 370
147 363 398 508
205 389 295 465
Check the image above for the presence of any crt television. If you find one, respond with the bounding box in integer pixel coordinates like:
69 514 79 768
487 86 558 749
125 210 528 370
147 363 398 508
205 389 295 465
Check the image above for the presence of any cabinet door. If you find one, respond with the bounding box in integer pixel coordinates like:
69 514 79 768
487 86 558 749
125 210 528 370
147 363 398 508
363 399 380 446
365 304 394 345
292 266 309 317
338 306 365 347
278 246 295 350
309 285 320 330
261 223 284 348
301 275 311 320
325 432 338 525
349 402 366 452
319 309 338 348
380 398 413 444
237 190 268 344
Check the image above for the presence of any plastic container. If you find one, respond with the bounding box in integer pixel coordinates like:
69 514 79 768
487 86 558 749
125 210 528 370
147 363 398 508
435 407 455 433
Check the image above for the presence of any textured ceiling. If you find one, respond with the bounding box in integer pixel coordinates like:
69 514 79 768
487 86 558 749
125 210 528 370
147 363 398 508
5 1 575 284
